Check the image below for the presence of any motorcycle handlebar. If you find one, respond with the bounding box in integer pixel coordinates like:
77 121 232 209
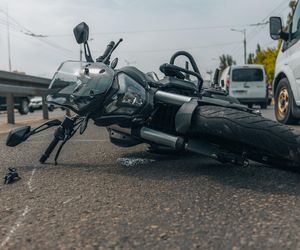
96 41 115 62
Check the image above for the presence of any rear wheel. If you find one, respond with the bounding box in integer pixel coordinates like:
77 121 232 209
18 98 29 115
190 105 300 170
275 78 298 124
48 105 54 112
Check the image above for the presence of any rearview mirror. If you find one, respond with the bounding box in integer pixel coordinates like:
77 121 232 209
73 22 89 44
270 17 288 41
6 126 31 147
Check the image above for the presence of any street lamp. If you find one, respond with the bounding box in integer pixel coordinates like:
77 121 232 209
231 28 247 64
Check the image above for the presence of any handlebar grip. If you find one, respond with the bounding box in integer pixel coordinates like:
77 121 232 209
97 41 115 62
39 127 63 164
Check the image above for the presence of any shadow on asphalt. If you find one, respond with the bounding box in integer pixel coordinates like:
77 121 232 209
48 150 300 197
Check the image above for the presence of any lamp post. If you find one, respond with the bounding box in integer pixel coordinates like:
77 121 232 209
231 28 247 64
6 6 12 71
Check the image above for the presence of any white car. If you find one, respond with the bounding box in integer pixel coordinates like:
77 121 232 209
29 96 54 112
270 5 300 124
219 65 268 109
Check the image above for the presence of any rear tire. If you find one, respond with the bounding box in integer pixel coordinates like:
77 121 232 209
18 98 29 115
190 105 300 170
48 105 54 112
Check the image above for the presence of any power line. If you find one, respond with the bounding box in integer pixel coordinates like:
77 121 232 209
0 7 72 54
99 41 242 54
47 22 277 38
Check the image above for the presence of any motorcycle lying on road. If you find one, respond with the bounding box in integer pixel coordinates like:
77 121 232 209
6 22 300 171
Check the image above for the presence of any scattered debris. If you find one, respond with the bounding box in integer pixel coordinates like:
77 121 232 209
117 157 155 167
4 168 21 184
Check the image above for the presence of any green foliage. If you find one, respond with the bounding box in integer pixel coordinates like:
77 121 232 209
219 54 236 72
247 53 255 64
252 45 279 85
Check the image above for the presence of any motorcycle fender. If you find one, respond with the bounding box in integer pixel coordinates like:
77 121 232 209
175 98 198 134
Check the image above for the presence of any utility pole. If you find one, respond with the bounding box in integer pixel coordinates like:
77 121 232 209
6 6 12 71
231 28 247 64
243 29 247 65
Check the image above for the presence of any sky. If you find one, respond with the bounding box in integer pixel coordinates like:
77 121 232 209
0 0 291 80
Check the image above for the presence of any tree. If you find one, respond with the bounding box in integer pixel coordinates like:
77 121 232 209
253 46 279 85
219 54 236 72
247 53 255 64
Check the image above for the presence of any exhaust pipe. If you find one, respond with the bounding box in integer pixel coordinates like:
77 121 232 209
155 90 192 106
139 127 185 150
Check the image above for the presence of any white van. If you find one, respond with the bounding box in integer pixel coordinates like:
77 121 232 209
270 2 300 124
219 65 268 109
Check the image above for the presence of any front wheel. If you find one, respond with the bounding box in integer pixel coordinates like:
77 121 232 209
18 98 29 115
189 105 300 170
275 78 298 124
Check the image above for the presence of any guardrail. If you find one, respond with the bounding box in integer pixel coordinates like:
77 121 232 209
0 70 68 124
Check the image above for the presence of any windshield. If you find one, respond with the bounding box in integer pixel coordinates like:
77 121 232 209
46 61 114 113
232 68 264 82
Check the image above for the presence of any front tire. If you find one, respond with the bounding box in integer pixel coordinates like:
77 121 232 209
18 98 29 115
275 78 298 124
48 105 54 112
189 105 300 170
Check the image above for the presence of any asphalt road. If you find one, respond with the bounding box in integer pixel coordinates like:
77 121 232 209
0 109 66 126
1 105 300 249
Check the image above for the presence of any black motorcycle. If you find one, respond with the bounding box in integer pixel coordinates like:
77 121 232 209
6 22 300 171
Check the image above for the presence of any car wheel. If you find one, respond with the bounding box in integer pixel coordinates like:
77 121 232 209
260 103 267 109
18 98 29 115
48 105 54 112
275 78 298 125
247 104 253 109
29 106 34 113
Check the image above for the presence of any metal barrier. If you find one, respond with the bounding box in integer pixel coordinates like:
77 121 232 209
0 70 68 124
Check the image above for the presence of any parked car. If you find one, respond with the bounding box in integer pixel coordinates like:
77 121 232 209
270 7 300 124
219 65 269 109
0 96 30 115
29 96 54 112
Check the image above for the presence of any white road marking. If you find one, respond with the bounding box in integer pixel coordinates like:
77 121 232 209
63 195 82 205
0 206 30 249
63 198 73 204
27 169 36 193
